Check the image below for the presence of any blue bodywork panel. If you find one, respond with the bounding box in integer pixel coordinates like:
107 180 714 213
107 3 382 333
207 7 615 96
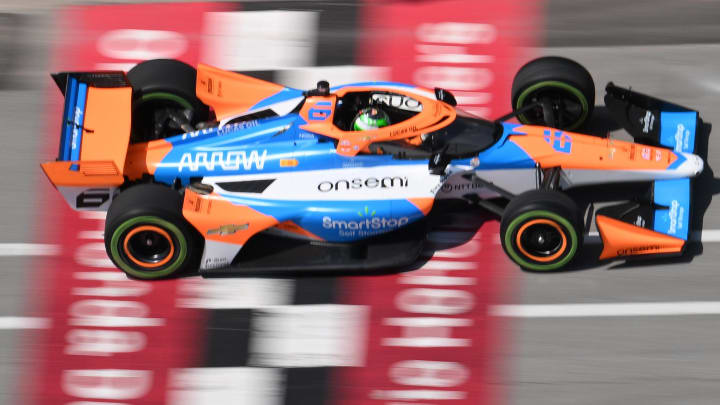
660 111 697 153
653 178 690 240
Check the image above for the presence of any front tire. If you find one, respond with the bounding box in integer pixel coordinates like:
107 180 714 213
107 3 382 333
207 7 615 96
511 56 595 131
500 190 582 271
105 184 200 279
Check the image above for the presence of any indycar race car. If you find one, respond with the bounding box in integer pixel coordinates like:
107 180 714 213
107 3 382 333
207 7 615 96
41 57 707 279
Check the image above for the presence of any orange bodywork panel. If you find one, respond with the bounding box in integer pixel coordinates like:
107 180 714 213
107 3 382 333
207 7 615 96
42 85 132 188
41 161 124 187
196 63 287 122
124 139 173 180
183 189 279 246
302 86 456 157
596 215 685 260
79 86 133 172
408 197 435 216
510 125 679 170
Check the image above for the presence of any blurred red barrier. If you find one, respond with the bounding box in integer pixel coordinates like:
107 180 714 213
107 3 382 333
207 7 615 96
334 2 541 404
29 3 228 404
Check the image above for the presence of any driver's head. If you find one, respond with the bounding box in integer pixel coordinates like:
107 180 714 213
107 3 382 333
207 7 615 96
353 107 390 131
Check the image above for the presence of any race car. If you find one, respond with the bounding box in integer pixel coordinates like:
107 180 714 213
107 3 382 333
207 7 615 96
41 57 707 279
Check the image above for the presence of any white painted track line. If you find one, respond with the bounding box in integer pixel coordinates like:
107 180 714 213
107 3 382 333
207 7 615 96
491 302 720 318
698 229 720 243
0 317 50 329
0 243 60 256
6 301 720 329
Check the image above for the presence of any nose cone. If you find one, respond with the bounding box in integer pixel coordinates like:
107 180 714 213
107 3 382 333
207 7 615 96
682 152 704 177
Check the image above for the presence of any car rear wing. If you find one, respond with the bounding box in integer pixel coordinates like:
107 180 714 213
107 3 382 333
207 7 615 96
40 71 132 210
597 83 707 259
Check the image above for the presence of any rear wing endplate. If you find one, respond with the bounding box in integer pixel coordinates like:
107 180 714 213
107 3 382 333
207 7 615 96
42 72 132 210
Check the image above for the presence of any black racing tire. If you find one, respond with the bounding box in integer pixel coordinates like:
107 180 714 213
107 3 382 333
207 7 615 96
500 189 583 271
105 184 201 279
127 59 209 142
511 56 595 131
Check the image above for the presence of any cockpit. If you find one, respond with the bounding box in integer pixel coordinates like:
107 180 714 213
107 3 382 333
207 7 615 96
298 81 502 159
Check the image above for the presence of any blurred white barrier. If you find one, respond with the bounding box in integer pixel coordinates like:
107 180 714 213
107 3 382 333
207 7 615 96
201 11 318 71
249 304 369 368
168 367 283 405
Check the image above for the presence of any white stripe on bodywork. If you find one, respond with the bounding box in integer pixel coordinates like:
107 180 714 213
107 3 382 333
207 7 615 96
205 164 445 201
218 98 304 128
562 152 703 187
438 168 537 199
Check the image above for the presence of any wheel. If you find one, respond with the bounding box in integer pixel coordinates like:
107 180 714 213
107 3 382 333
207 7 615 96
500 190 583 271
127 59 209 143
511 56 595 131
104 184 201 279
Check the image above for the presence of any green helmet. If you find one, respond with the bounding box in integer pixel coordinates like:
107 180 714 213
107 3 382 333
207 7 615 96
353 107 390 131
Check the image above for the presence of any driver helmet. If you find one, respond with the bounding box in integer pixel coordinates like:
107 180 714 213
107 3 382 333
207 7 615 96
353 107 390 131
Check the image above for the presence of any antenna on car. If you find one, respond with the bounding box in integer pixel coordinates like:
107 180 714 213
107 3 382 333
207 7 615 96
304 80 330 97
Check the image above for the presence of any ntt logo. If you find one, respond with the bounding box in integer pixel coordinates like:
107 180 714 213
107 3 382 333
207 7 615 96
317 176 408 192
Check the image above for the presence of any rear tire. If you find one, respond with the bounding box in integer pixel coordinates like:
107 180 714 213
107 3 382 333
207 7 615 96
500 190 583 271
105 184 201 279
511 56 595 131
127 59 209 142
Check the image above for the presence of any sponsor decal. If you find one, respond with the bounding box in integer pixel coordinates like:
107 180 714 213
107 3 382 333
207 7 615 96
75 188 112 209
203 256 230 269
543 130 571 153
178 150 267 172
641 147 651 160
322 206 409 237
674 123 690 152
372 93 422 112
659 111 696 154
440 181 482 193
181 127 214 140
667 199 683 235
207 223 249 236
181 120 261 140
641 110 655 134
390 125 419 137
317 176 408 192
617 245 662 256
71 106 83 150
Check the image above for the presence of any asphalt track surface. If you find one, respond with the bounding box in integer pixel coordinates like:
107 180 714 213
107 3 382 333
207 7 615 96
1 1 720 404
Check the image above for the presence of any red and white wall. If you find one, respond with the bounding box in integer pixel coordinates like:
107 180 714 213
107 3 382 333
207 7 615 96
28 2 540 404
